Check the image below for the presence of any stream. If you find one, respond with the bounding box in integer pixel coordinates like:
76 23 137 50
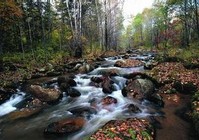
0 53 161 140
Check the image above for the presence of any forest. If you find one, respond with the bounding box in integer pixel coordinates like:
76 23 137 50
0 0 199 60
0 0 199 140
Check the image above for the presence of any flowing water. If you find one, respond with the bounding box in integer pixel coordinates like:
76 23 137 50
0 53 159 140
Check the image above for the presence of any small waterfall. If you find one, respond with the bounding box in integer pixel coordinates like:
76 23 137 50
0 91 25 117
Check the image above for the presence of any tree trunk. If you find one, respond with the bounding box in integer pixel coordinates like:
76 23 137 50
194 0 199 38
104 0 108 51
27 20 35 59
0 31 3 55
19 24 25 59
95 0 103 50
184 0 189 47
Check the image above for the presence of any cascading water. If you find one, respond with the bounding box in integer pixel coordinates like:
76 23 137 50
0 53 159 140
0 90 25 117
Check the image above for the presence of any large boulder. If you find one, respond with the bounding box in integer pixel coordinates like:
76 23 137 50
122 78 164 106
44 117 86 135
114 59 143 68
89 118 154 140
28 85 62 103
122 78 155 100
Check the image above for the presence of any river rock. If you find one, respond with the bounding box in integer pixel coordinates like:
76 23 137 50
144 60 158 70
7 108 42 121
23 98 47 108
148 94 164 107
101 76 115 94
114 59 143 68
66 88 81 97
58 76 77 92
123 104 141 113
28 85 62 103
44 117 86 135
122 78 155 100
122 54 130 59
101 96 117 106
67 106 97 118
96 57 105 61
91 68 119 76
89 118 154 140
78 63 94 73
57 76 76 87
91 76 103 83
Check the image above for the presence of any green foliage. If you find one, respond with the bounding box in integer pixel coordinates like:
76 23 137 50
128 128 137 140
2 53 23 63
165 45 199 62
141 130 151 140
104 129 117 138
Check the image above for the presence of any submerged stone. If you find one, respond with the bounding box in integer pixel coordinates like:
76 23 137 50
7 108 42 121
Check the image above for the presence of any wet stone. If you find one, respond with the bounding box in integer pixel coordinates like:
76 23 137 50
57 76 77 89
7 108 42 121
44 117 86 135
101 96 117 106
122 78 155 100
66 88 81 97
91 76 103 83
124 104 142 113
101 76 115 94
28 85 62 103
67 106 97 118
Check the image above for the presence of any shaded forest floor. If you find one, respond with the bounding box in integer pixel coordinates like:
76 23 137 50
0 48 199 139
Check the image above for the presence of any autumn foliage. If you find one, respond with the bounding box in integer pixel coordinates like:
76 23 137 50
0 0 22 31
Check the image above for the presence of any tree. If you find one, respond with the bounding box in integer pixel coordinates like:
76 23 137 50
0 0 22 54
